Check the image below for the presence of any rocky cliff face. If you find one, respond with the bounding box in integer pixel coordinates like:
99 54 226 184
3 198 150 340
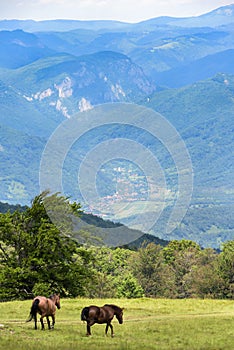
6 51 156 119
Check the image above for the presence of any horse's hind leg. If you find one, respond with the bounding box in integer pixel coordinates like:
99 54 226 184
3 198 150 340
46 316 51 330
86 324 91 336
34 315 37 330
40 316 45 330
86 323 92 336
86 319 95 336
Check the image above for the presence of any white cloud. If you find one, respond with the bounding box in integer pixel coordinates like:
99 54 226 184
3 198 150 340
31 0 66 4
1 0 233 21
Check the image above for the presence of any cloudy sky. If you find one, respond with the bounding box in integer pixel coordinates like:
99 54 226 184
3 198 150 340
0 0 233 22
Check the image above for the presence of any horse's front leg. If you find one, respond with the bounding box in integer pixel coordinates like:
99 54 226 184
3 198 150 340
46 316 51 330
51 315 55 329
105 322 114 337
105 323 109 336
109 323 114 337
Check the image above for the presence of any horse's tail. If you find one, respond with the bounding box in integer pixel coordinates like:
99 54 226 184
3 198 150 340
26 298 40 322
81 307 90 321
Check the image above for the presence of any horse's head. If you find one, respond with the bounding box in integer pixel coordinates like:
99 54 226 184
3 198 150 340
116 307 124 324
55 294 61 309
50 293 61 309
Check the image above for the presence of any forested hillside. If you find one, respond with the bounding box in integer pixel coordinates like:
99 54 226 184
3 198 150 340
0 5 233 248
0 193 233 301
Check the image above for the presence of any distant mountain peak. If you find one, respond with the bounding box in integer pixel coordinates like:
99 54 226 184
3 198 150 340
213 4 234 16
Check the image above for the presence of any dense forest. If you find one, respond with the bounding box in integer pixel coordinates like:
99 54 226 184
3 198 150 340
0 192 233 301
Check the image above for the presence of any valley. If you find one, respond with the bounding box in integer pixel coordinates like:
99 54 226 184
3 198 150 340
0 5 233 248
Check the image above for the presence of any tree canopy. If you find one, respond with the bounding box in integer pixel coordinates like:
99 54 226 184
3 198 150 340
0 193 233 301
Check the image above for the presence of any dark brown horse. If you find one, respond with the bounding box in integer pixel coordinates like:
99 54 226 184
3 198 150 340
81 304 123 337
26 294 60 330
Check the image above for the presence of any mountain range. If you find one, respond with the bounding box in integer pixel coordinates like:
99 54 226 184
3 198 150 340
0 4 233 248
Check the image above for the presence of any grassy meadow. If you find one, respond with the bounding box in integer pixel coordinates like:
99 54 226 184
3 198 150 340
0 298 233 350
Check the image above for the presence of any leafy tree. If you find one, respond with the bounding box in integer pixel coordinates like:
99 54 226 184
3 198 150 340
218 240 234 298
183 248 224 298
163 239 201 264
1 191 233 301
89 246 134 276
86 246 135 298
131 242 176 297
163 240 202 298
86 271 116 298
0 192 93 300
116 273 144 298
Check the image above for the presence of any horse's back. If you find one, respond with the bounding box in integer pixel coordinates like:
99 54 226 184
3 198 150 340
33 296 56 315
102 304 116 314
101 305 115 319
81 305 102 322
33 296 47 303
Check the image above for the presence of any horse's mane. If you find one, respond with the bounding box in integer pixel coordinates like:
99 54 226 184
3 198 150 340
104 304 122 312
49 294 56 299
48 293 59 300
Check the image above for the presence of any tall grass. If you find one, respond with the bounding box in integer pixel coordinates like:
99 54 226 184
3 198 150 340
0 298 233 349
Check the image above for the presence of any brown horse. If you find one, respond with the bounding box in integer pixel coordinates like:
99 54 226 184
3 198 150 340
26 294 60 330
81 304 123 337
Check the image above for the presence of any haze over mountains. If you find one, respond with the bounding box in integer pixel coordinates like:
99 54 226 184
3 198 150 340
0 4 233 248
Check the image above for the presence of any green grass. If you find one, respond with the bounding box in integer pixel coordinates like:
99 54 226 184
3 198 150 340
0 298 233 349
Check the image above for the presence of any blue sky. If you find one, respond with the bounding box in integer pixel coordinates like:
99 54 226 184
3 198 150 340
0 0 233 22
